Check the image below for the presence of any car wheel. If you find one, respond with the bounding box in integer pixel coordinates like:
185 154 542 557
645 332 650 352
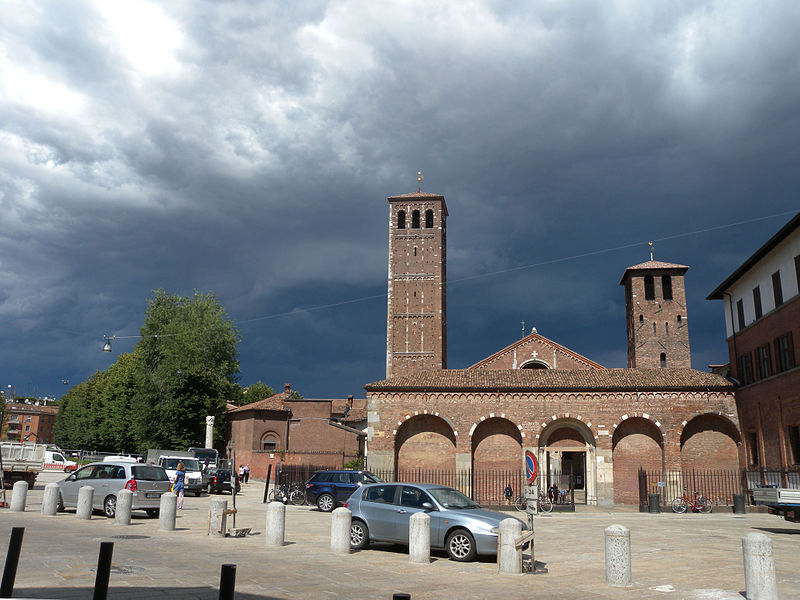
207 483 214 495
350 519 370 550
446 529 477 562
194 491 201 497
103 495 117 518
145 509 159 518
317 493 336 512
56 493 65 512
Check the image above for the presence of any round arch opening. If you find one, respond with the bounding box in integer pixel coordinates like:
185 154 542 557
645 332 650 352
395 414 456 475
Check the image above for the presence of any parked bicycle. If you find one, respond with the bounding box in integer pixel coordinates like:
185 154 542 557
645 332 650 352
513 492 553 513
268 481 306 505
671 490 712 513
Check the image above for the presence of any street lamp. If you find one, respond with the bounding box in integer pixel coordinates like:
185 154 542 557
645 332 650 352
102 333 176 353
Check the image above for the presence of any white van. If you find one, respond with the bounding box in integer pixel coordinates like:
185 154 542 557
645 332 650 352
44 450 77 472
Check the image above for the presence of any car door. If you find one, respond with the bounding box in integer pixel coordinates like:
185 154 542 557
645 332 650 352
393 486 443 545
59 465 96 505
331 472 357 502
87 464 117 507
359 484 400 541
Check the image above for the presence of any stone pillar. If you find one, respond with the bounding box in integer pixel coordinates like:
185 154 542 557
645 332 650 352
498 518 523 575
330 507 352 554
209 498 228 538
159 492 177 531
595 447 614 506
42 483 60 516
115 489 133 526
265 501 286 547
742 532 778 600
10 481 28 512
455 452 472 497
605 524 632 587
76 486 94 520
205 415 216 449
409 512 430 564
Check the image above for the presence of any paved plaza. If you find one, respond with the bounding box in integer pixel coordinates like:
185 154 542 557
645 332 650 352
1 471 799 599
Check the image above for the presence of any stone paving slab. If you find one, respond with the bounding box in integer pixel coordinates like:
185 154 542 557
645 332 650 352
1 472 799 599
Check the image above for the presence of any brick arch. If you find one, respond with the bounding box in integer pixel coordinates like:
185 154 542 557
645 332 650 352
610 412 665 441
395 414 457 472
519 358 551 369
612 417 664 505
679 413 740 472
471 417 523 473
538 416 596 447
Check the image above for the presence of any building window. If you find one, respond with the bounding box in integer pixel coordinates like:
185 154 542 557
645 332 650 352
411 210 420 229
665 322 669 335
397 210 406 229
738 353 753 385
756 344 772 380
644 275 655 300
653 322 657 335
25 425 30 432
662 275 673 300
425 209 433 228
747 431 760 466
736 299 745 330
789 425 800 464
677 314 682 323
261 432 281 451
639 314 643 323
772 270 783 307
26 416 31 422
775 332 795 372
753 286 762 320
660 352 666 368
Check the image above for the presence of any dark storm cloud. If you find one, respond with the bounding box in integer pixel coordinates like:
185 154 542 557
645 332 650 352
1 0 799 400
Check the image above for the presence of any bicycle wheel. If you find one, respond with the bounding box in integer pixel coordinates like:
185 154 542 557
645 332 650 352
289 490 306 506
671 497 687 513
268 488 285 503
538 496 553 513
513 495 527 512
699 497 712 513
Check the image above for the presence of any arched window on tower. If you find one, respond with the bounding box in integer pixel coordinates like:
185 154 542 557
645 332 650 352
425 209 434 228
653 322 657 335
660 353 667 368
644 275 655 300
397 210 406 229
412 210 420 228
662 275 673 300
639 314 644 323
677 314 682 323
665 322 669 335
261 432 281 451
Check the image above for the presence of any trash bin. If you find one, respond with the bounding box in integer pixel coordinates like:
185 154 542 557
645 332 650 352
648 493 660 513
733 494 746 515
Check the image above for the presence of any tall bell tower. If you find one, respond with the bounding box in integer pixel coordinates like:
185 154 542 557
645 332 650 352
386 190 448 378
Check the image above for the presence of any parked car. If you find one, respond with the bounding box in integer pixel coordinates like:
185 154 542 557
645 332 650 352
157 456 204 496
345 482 527 561
44 450 77 472
205 467 240 494
56 461 171 518
305 470 383 512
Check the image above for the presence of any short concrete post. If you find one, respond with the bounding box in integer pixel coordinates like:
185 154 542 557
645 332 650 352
742 532 778 600
498 517 523 574
114 489 133 526
41 483 60 516
76 486 94 520
158 492 177 531
409 512 430 564
330 507 352 554
10 481 28 512
605 524 632 587
265 501 286 547
209 498 228 537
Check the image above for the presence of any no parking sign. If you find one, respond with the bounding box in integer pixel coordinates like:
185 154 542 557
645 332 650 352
525 449 538 484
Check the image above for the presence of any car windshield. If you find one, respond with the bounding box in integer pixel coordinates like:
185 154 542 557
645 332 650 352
164 458 201 471
428 487 480 509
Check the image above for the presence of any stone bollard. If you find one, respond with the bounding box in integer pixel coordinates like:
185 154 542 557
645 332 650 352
209 498 228 538
115 489 133 526
605 524 632 587
76 486 94 520
498 518 523 574
409 512 430 564
10 481 29 512
42 483 60 516
265 501 286 547
330 507 352 554
742 532 778 600
159 492 177 531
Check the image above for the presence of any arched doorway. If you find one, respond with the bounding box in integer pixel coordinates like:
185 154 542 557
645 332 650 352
395 415 456 476
472 418 522 503
612 418 664 505
539 419 597 504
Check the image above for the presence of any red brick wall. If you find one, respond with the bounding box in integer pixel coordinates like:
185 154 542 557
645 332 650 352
680 414 740 472
396 415 456 470
612 418 664 504
472 418 522 471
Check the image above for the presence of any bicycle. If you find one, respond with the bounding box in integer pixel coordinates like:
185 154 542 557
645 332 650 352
671 490 712 513
513 492 553 513
268 481 306 505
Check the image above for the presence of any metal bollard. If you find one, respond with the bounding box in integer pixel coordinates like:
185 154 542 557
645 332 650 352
77 485 95 520
330 507 352 554
219 563 236 600
0 527 24 598
10 481 28 512
498 518 523 574
41 483 60 516
159 492 177 531
734 494 746 515
115 489 133 526
265 501 286 547
93 541 113 600
742 532 778 600
409 512 430 564
605 524 632 587
209 498 228 538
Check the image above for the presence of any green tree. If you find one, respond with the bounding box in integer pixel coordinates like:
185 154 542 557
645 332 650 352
239 381 275 406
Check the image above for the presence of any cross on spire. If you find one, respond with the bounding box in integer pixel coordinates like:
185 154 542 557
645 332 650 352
417 171 423 192
648 241 654 261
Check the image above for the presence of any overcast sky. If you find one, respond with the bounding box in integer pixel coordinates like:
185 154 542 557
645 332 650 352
2 0 799 401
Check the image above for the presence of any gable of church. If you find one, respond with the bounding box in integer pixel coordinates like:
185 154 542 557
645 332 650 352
468 332 605 370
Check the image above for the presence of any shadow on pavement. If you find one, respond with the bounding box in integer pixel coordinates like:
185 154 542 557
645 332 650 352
11 587 285 599
753 526 800 535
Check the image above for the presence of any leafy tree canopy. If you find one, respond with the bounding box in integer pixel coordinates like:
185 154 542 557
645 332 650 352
239 381 275 406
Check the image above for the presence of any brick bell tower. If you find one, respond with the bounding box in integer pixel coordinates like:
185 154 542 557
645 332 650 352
386 189 448 378
620 254 691 369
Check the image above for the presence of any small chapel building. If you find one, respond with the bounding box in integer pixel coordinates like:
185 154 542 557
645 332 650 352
364 190 741 506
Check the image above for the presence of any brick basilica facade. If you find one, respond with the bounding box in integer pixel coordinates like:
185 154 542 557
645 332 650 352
364 190 741 505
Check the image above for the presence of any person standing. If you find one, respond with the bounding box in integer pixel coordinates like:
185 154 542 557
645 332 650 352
504 483 513 505
174 462 186 510
244 464 250 483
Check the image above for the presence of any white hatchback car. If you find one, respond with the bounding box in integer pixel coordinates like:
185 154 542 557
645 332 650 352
56 461 171 518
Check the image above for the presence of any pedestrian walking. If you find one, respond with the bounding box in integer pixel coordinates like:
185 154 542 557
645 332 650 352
504 483 513 505
173 462 186 509
244 464 250 483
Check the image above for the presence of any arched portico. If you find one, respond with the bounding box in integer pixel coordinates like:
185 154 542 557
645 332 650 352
395 414 457 475
538 418 597 505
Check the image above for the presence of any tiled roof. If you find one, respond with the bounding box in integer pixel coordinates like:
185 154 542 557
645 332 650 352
619 260 689 284
7 403 58 415
331 398 368 423
227 392 290 413
364 368 733 392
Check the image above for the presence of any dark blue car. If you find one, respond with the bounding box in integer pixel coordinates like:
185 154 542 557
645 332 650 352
305 470 383 512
